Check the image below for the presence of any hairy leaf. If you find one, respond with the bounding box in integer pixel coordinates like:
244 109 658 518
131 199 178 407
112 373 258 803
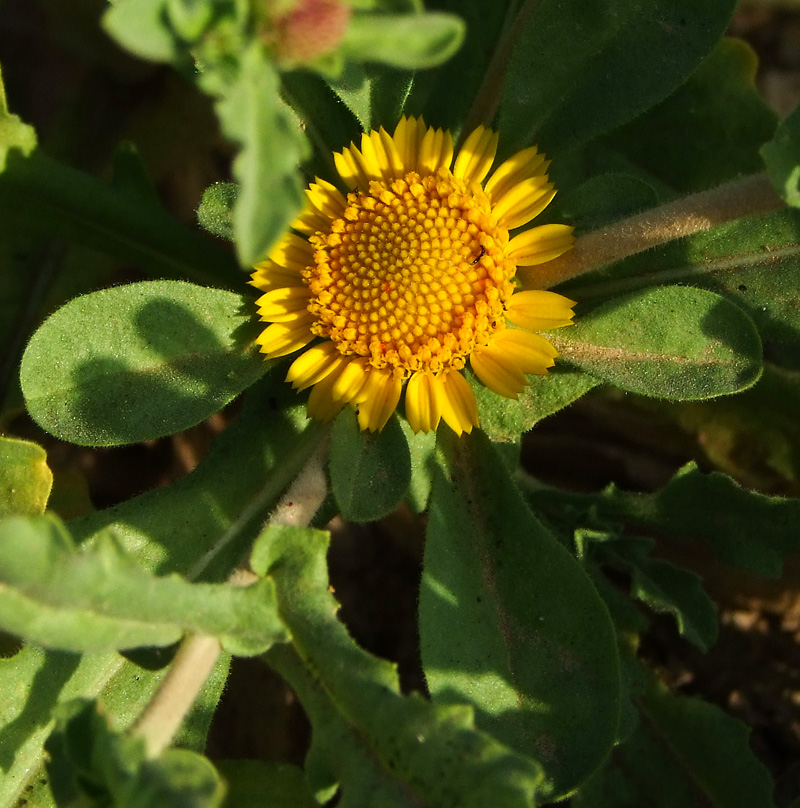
762 97 800 207
0 515 287 655
420 431 620 800
254 525 544 808
217 761 318 808
551 286 762 400
21 280 266 446
330 410 411 522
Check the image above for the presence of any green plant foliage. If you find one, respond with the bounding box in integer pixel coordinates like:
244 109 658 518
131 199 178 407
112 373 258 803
472 368 600 442
420 431 620 801
551 286 763 399
341 12 465 69
399 420 436 513
20 281 266 446
0 514 287 655
197 182 238 242
603 38 778 194
216 761 318 808
253 524 545 808
498 0 738 157
0 67 36 168
330 410 411 521
0 436 52 518
762 99 800 207
588 536 718 651
46 700 225 808
573 669 775 808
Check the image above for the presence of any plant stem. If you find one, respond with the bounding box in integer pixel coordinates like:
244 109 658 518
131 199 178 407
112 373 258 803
131 446 329 759
528 173 785 290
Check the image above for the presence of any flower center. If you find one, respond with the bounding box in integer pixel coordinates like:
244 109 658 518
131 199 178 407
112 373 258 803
305 169 515 377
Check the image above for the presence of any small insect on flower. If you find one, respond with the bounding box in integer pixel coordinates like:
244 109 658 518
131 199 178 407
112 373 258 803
250 116 576 434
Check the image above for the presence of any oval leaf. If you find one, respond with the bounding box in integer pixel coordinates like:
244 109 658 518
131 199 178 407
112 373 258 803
20 280 267 446
329 409 411 522
551 286 762 400
420 431 620 800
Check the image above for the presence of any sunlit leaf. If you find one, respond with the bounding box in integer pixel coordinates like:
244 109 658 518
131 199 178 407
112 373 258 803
420 431 620 800
0 436 52 518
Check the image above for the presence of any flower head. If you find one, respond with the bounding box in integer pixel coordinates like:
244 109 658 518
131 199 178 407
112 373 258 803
251 117 576 434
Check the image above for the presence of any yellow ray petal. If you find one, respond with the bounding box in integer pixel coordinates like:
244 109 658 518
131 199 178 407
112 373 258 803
453 125 499 185
405 370 444 433
268 233 314 272
255 319 315 358
286 342 343 390
250 262 303 292
505 290 576 331
331 357 370 402
493 180 556 231
334 144 369 190
508 224 575 266
470 348 528 399
439 369 479 435
357 369 402 431
419 126 454 176
256 286 311 322
393 115 425 173
307 366 347 422
484 145 549 202
294 178 347 235
487 329 558 376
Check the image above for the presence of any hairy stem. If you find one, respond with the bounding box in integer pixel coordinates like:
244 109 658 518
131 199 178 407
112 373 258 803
131 446 329 759
530 173 785 290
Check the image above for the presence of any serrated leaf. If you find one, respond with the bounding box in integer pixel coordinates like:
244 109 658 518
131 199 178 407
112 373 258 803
596 462 800 578
329 410 411 522
551 286 763 400
592 536 717 651
213 45 308 266
498 0 738 157
253 524 545 808
46 700 226 808
342 12 465 70
0 66 36 170
574 669 775 808
20 280 267 446
420 431 620 801
102 0 180 63
0 514 287 655
0 436 52 518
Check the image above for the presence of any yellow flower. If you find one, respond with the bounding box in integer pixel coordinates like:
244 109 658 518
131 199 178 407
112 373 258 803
250 116 576 434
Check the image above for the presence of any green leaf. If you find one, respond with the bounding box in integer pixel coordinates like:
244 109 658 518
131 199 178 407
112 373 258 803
399 420 436 513
342 12 465 70
595 462 800 578
329 410 411 522
102 0 180 63
213 45 308 266
499 0 737 157
0 514 287 655
551 286 763 400
46 700 226 808
591 536 718 651
197 182 238 242
472 367 599 443
420 431 620 801
0 384 324 807
253 525 545 808
606 38 778 194
0 65 37 169
20 280 267 446
0 436 52 518
762 98 800 207
574 671 775 808
217 761 318 808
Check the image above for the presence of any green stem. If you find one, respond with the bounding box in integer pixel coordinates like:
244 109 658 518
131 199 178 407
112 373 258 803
132 445 330 758
530 173 785 290
0 150 243 290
